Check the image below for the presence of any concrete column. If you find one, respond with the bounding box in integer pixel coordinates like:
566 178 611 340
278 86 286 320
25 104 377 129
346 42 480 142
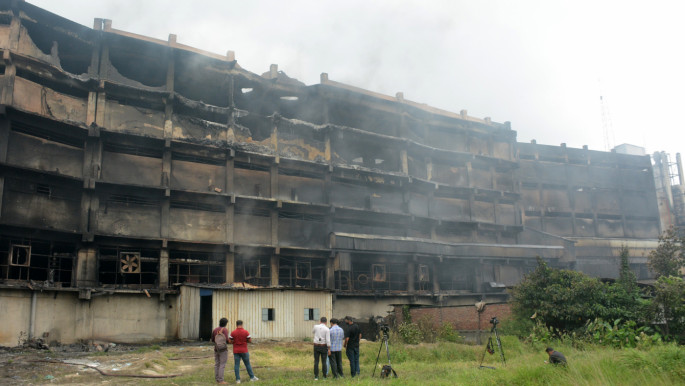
326 257 335 290
0 116 9 215
270 162 279 199
161 141 171 239
490 166 496 190
324 130 332 162
270 253 279 286
225 252 235 283
466 161 473 188
225 200 235 244
407 261 415 294
431 261 440 293
473 262 483 293
159 248 169 288
76 246 98 287
324 167 332 205
270 119 278 151
400 149 409 175
426 157 433 181
80 135 101 240
225 149 235 193
271 206 279 246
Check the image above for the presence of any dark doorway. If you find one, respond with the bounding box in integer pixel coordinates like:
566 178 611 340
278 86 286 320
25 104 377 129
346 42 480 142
199 289 213 340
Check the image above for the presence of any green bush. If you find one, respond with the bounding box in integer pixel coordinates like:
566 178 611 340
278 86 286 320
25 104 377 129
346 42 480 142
585 318 661 348
498 317 535 338
396 322 422 344
436 322 462 343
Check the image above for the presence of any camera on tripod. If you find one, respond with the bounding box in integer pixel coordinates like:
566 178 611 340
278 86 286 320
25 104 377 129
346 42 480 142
479 315 505 369
373 321 397 378
379 324 390 337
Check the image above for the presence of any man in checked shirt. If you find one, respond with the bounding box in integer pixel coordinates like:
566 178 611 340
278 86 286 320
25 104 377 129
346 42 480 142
311 316 330 380
328 318 344 379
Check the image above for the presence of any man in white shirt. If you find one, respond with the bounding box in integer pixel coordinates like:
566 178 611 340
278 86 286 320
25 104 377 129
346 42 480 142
312 316 331 380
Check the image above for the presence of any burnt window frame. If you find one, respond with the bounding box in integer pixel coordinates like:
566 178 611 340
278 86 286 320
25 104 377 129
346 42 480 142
169 250 225 285
0 238 75 286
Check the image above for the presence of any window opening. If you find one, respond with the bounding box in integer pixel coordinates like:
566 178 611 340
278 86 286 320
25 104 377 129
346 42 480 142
304 308 320 321
372 264 386 282
10 245 31 266
237 255 271 286
262 308 275 321
169 250 224 284
1 238 73 285
278 257 326 288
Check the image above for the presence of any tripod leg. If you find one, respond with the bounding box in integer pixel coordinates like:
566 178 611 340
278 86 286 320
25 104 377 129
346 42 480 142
385 337 392 365
373 339 384 377
494 328 506 365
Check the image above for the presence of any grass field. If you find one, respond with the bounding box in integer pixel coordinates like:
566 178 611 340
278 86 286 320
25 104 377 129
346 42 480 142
2 337 683 385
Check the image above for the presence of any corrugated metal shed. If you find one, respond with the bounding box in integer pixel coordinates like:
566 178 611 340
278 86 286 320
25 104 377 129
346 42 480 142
177 286 201 339
178 286 332 340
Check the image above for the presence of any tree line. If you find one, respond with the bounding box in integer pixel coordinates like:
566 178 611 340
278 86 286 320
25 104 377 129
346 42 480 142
510 227 685 345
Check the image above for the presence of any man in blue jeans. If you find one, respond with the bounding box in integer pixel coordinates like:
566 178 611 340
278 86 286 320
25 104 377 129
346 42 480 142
229 320 259 383
343 316 362 377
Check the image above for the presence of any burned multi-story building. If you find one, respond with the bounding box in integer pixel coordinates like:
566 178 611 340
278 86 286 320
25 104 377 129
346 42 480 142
0 1 664 344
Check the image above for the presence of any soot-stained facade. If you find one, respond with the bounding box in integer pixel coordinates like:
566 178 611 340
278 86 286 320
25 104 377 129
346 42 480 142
0 1 664 342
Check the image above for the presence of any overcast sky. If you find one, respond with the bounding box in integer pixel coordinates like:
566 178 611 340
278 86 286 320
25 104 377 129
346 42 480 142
30 0 685 158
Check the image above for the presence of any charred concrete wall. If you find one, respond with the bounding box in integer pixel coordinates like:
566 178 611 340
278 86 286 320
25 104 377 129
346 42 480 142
0 1 664 340
0 288 176 347
516 142 661 279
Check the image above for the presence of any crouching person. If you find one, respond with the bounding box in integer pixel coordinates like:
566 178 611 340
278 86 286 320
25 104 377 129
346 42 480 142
545 347 567 366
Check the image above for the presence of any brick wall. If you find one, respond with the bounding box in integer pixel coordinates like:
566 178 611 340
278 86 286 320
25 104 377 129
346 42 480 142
393 303 512 330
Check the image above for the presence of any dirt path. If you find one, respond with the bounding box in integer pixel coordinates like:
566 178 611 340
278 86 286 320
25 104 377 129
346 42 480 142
0 342 217 384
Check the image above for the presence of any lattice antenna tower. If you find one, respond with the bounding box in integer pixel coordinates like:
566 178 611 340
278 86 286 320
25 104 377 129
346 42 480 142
599 80 616 151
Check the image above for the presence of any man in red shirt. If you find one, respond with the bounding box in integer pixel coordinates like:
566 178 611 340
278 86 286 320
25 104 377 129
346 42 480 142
211 317 230 384
229 320 258 383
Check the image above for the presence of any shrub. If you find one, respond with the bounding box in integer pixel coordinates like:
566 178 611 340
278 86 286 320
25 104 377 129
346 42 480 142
648 276 685 342
585 318 661 348
436 322 462 343
396 322 422 344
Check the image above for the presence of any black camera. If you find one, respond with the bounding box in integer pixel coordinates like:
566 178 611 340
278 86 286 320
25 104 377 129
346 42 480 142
379 324 390 335
490 317 499 326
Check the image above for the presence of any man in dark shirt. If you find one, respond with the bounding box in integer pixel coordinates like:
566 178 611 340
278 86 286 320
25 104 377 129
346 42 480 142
211 317 230 384
545 347 567 365
343 316 362 377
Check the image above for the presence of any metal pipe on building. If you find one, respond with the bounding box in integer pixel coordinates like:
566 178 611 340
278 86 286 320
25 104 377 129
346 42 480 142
677 153 685 186
29 291 37 339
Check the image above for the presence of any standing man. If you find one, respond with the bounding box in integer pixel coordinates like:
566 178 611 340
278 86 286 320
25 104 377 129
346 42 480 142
343 316 362 378
211 317 230 384
328 318 344 379
312 316 330 380
229 320 259 383
545 347 567 365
